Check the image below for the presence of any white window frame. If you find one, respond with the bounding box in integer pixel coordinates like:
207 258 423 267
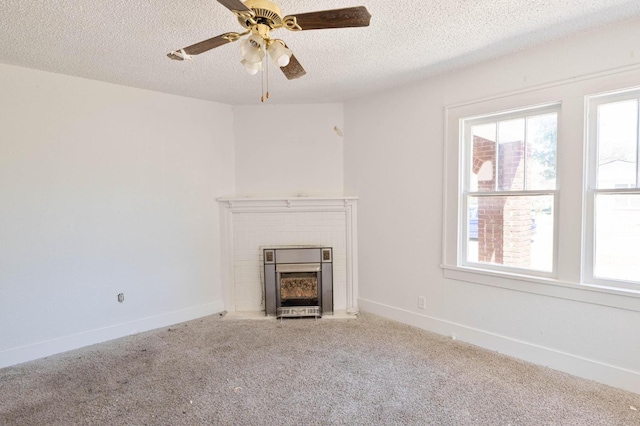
585 88 640 291
460 105 560 277
442 67 640 313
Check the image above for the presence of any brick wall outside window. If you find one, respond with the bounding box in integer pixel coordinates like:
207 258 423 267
472 136 532 267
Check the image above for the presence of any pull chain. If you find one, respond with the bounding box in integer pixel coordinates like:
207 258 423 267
261 53 265 102
266 52 270 100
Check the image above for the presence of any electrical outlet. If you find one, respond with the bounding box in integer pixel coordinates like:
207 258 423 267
418 296 426 310
117 293 124 303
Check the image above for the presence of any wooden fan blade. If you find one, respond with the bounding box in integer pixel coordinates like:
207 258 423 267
284 6 371 31
280 54 306 80
167 33 238 60
217 0 252 14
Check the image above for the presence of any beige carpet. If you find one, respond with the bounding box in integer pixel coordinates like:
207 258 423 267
1 312 638 425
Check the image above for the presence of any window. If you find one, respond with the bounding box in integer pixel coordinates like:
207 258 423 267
587 89 640 287
443 70 640 308
461 105 559 276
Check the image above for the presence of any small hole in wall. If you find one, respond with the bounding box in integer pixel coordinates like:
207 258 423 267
117 293 124 303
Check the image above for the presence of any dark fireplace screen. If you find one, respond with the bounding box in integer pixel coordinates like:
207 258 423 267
263 247 333 318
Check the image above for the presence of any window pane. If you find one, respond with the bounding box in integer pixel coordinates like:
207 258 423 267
527 113 557 190
498 119 526 191
471 123 497 192
594 193 640 283
466 195 553 272
597 100 638 189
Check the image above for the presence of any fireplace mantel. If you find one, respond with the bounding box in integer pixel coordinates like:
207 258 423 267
217 196 358 209
217 196 359 315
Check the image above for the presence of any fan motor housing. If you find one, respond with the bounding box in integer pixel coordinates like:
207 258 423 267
238 0 283 29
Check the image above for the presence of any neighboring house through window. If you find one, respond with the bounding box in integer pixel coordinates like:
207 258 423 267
586 89 640 288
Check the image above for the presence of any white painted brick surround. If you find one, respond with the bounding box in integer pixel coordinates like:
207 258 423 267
217 198 358 314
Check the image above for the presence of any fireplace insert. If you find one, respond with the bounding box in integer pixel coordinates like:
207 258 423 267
263 247 333 318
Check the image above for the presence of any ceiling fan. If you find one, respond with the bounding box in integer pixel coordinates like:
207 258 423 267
167 0 371 81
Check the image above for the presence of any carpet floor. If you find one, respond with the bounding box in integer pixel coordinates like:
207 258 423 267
1 312 638 425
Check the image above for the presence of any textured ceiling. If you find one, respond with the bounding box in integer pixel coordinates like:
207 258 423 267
2 0 640 105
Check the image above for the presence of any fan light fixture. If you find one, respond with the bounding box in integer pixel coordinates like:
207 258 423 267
239 31 291 77
238 29 292 99
167 0 372 101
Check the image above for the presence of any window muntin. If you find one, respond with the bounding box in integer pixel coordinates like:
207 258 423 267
588 90 640 286
462 105 559 275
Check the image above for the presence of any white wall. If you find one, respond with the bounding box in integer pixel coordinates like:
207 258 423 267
233 104 344 197
0 64 235 367
344 17 640 394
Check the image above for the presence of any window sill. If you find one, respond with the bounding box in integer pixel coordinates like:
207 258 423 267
441 264 640 312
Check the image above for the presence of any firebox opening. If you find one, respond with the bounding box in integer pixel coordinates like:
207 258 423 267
280 272 319 307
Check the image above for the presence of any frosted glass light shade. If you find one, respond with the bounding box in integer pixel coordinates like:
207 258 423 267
241 35 265 64
241 59 262 75
267 41 292 68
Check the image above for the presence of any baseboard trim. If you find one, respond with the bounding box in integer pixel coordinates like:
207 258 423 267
0 300 225 369
359 298 640 395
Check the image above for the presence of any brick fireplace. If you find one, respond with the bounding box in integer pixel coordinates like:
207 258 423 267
217 197 358 315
